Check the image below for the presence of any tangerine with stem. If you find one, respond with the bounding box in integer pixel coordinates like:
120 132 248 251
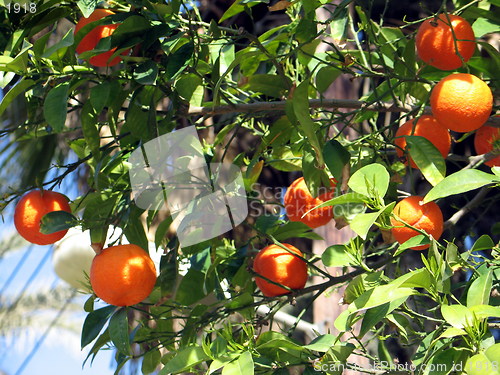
415 14 475 71
75 9 128 67
390 196 443 250
90 244 157 306
430 73 493 133
253 244 308 297
395 115 451 169
474 125 500 167
14 189 72 245
284 177 337 228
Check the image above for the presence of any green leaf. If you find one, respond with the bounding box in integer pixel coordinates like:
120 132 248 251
222 351 254 375
472 17 500 37
268 145 302 171
425 348 464 375
349 211 381 240
467 270 493 307
424 169 498 203
406 136 446 186
469 305 500 320
270 221 323 241
40 211 79 234
465 353 500 375
256 331 306 360
441 304 474 329
43 82 70 133
0 79 34 116
323 139 350 183
176 74 204 107
322 244 356 267
348 285 416 313
334 309 354 332
471 235 495 252
219 1 262 23
109 308 132 356
350 202 394 240
83 328 111 367
81 101 101 159
142 347 161 375
397 235 430 251
240 74 291 98
81 305 116 349
90 81 111 113
122 206 149 251
303 334 337 352
438 327 467 339
316 66 342 93
347 163 390 201
292 80 324 170
159 346 210 374
159 246 177 297
359 297 407 338
209 353 239 374
175 269 208 305
209 39 236 77
165 42 194 80
485 343 500 361
321 343 356 372
134 61 159 85
77 0 99 18
42 28 74 60
302 143 331 198
392 268 433 289
315 192 367 209
343 272 383 304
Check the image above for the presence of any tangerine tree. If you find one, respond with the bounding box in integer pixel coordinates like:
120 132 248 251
0 0 499 374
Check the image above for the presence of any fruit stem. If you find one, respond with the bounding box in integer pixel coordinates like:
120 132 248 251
91 242 104 255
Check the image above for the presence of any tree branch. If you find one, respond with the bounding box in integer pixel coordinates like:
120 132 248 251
184 100 500 128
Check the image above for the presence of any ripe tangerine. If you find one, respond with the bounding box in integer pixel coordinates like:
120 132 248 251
90 244 157 306
430 73 493 133
284 177 336 228
390 196 443 250
253 244 308 297
74 9 128 67
395 115 451 169
14 189 72 245
474 125 500 167
415 14 475 71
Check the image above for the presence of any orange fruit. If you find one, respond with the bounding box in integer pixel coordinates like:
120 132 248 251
395 115 451 169
14 190 72 245
253 244 308 297
75 9 128 67
90 244 157 306
474 125 500 167
415 14 475 70
284 177 336 228
430 73 493 133
390 196 443 250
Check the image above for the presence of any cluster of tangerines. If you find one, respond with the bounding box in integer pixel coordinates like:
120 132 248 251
13 189 156 306
14 12 497 303
253 13 498 298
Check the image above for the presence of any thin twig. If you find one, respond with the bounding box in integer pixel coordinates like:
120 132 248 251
444 187 491 229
